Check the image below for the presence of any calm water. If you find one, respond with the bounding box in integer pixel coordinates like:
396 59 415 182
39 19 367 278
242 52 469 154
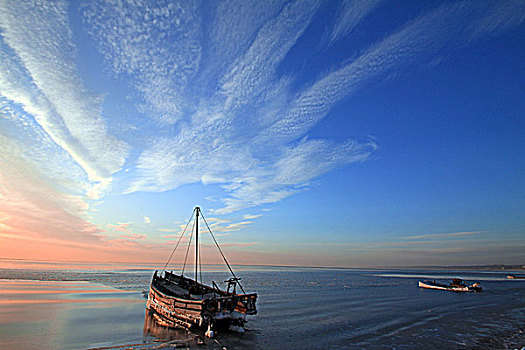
0 263 524 349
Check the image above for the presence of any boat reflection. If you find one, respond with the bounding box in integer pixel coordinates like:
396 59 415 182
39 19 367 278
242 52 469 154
143 310 195 344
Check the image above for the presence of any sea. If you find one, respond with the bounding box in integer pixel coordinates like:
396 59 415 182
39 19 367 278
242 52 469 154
0 260 524 349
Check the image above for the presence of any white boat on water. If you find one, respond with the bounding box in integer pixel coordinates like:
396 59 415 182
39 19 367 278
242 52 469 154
418 278 482 292
507 275 525 279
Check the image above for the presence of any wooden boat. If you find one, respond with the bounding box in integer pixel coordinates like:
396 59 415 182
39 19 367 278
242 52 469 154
146 207 257 337
507 275 525 279
418 278 482 292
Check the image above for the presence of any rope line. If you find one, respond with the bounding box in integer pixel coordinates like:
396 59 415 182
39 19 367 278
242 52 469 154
162 210 194 272
201 211 246 294
161 207 247 295
181 218 195 277
199 230 203 289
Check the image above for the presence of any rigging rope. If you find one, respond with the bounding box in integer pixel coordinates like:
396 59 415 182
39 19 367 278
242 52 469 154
162 210 195 272
160 207 248 295
199 230 203 288
181 219 195 277
201 211 246 294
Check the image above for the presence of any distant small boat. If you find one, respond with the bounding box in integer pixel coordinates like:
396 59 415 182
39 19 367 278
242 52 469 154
146 207 257 338
418 278 482 292
507 275 525 279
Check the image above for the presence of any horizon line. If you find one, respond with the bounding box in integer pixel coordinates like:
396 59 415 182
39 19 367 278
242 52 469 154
1 257 523 271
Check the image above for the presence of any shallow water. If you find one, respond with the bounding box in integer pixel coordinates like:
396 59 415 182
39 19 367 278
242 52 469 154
0 264 524 349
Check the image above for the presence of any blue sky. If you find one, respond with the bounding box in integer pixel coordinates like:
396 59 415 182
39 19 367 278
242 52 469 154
0 0 524 267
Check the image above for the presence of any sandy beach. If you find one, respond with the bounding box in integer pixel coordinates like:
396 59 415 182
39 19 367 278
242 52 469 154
0 279 146 349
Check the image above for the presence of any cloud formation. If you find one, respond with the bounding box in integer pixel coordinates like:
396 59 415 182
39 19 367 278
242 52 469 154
0 0 131 258
107 222 132 232
327 0 385 45
82 0 202 124
1 1 524 264
0 0 129 198
0 127 104 250
79 0 523 215
400 231 485 241
81 0 380 213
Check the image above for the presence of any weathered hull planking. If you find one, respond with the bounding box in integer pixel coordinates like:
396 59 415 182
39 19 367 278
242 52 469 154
146 271 257 332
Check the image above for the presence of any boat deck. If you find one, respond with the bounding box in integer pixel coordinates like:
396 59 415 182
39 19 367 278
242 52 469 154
156 278 221 301
157 279 188 296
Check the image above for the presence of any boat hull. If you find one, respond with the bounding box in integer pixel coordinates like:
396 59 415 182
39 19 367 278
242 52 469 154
147 283 203 329
146 271 256 332
507 275 525 279
418 280 482 292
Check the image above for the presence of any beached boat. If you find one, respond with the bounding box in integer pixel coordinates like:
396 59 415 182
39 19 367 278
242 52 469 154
146 207 257 337
418 278 482 292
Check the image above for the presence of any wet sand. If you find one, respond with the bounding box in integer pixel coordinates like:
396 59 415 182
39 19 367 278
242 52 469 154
0 279 147 349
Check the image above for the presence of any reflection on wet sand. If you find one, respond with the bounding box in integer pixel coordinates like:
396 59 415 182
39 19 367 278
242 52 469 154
143 311 196 344
0 288 126 294
143 309 252 349
0 279 146 350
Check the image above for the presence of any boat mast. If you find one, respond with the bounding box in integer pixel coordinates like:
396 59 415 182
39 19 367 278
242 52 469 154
195 206 200 285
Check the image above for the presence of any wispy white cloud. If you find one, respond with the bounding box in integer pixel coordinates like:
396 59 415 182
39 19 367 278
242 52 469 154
0 1 522 264
0 129 103 246
125 126 254 193
202 217 253 233
258 1 525 146
107 222 132 232
161 233 180 239
119 233 146 241
199 0 285 89
401 231 484 241
82 0 202 124
327 0 384 45
243 214 262 220
89 0 524 216
216 138 376 214
218 0 321 113
248 0 525 160
219 242 258 248
158 228 178 233
0 0 136 261
463 0 525 41
0 0 129 199
218 221 252 233
117 1 375 213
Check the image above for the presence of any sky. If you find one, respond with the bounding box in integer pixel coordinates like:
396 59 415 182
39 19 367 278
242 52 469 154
0 0 524 268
